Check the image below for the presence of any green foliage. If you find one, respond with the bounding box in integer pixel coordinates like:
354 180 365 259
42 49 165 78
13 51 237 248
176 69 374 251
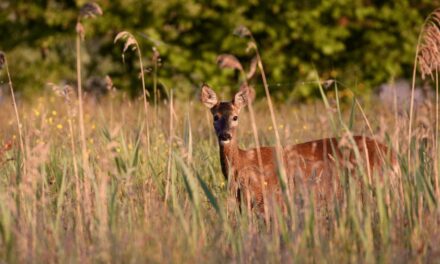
0 0 439 100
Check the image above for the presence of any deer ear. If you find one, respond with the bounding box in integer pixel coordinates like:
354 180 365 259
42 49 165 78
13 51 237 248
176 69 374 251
200 84 218 109
233 88 249 109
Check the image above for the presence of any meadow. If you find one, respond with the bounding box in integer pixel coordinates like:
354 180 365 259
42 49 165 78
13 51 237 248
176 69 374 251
0 83 439 263
1 3 440 263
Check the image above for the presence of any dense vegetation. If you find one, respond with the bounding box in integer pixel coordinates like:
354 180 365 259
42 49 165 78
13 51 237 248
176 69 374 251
1 1 440 263
1 0 439 100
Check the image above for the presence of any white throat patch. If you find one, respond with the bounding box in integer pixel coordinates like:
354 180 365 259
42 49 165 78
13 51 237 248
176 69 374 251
220 139 231 145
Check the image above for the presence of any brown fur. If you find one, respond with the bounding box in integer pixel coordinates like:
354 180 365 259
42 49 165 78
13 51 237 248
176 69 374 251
201 84 397 214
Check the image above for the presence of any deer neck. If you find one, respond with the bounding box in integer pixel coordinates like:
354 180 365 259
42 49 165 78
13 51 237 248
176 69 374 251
219 139 241 180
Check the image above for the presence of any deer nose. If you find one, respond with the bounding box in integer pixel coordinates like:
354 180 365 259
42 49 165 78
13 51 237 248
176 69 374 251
219 133 232 141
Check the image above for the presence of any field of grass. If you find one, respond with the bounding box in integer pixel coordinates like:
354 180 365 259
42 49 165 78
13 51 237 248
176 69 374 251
0 4 440 262
0 87 439 262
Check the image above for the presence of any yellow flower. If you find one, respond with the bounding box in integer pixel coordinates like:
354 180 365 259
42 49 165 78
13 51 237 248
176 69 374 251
33 109 41 117
268 126 273 130
91 124 96 130
57 124 63 130
52 110 57 116
89 138 94 144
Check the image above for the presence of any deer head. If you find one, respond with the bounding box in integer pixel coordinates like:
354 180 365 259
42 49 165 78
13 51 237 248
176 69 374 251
200 84 249 145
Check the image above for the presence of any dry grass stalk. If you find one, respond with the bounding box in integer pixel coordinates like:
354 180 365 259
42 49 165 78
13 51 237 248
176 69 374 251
165 89 174 202
152 46 161 123
0 51 26 175
415 8 440 199
114 31 151 155
234 26 289 202
76 1 103 237
410 10 439 155
50 83 84 255
436 70 440 200
76 2 103 172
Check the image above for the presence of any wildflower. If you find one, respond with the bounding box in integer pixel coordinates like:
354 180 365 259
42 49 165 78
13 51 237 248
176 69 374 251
52 110 57 116
57 124 63 130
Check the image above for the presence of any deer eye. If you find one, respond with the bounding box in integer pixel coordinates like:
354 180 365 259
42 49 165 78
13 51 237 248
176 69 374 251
213 115 220 121
232 116 238 121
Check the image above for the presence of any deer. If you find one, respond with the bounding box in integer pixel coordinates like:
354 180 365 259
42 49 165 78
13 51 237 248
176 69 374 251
200 84 398 215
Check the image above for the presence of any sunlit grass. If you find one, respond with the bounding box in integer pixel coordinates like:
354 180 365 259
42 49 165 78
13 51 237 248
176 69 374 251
0 91 438 262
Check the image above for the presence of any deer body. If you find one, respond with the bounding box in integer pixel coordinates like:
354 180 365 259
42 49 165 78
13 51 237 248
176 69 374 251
201 84 395 213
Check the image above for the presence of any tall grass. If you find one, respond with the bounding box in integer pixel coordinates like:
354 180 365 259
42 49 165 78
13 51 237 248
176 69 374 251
0 90 438 262
0 7 440 263
114 31 151 155
0 52 26 175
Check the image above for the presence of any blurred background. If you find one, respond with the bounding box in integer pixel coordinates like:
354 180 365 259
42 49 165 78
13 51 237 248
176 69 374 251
1 0 439 101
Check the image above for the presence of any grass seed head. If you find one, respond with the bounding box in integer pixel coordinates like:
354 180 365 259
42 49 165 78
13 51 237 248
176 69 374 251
216 54 243 71
233 25 251 38
79 2 103 19
418 10 440 79
246 56 258 80
114 31 139 63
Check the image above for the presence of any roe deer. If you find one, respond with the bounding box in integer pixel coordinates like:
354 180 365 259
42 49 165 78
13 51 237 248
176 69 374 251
200 84 398 214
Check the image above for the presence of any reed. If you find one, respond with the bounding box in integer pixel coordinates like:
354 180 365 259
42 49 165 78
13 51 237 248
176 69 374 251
0 52 26 175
